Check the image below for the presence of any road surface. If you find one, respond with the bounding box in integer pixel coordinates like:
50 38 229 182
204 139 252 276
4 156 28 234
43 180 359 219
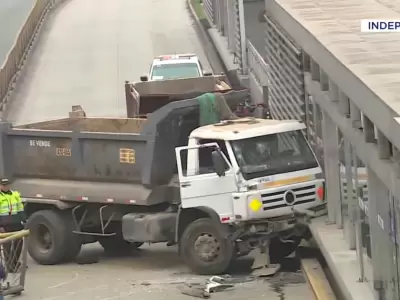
0 0 35 65
17 243 313 300
5 0 212 124
4 0 314 299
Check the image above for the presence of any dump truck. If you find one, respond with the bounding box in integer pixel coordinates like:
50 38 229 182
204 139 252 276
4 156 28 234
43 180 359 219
3 75 326 275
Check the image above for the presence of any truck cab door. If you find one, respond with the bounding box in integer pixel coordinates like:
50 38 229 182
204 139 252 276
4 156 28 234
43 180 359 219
175 144 237 221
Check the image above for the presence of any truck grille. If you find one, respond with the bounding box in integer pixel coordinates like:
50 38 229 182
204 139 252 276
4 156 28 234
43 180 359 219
261 184 316 211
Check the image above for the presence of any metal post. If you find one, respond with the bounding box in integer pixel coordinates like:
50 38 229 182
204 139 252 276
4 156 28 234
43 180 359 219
322 111 341 225
353 151 366 282
344 139 356 249
237 0 247 74
367 168 385 296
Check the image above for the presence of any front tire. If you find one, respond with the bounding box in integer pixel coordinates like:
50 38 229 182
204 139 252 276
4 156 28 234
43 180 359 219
27 210 82 265
179 218 234 275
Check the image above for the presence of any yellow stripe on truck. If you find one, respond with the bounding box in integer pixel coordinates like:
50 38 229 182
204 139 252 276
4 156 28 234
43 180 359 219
262 175 314 188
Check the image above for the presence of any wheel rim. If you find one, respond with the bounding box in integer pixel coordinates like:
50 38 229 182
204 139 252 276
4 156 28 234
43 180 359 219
34 224 53 253
193 233 221 262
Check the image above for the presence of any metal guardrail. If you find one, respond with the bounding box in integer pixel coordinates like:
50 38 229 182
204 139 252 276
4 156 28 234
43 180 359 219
246 40 269 86
203 0 247 75
264 16 305 122
0 230 30 297
246 40 269 115
0 0 54 113
203 0 215 26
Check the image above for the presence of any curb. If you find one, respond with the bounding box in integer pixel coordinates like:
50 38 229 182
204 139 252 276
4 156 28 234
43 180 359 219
301 258 337 300
186 0 244 90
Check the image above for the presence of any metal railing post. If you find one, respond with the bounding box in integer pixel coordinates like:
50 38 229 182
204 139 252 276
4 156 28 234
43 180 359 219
237 0 247 74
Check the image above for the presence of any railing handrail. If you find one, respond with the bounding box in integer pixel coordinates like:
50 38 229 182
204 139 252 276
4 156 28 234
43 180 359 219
246 39 269 86
0 0 54 112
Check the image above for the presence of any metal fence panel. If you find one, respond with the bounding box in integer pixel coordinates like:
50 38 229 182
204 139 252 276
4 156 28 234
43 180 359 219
0 230 29 296
215 0 225 34
225 0 246 73
264 16 305 121
203 0 215 25
246 40 269 108
214 0 222 31
222 0 229 37
247 40 269 86
226 1 236 53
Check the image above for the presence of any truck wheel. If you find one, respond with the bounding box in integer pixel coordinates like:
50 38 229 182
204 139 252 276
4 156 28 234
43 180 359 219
27 210 81 265
99 236 143 255
179 218 234 275
269 236 301 263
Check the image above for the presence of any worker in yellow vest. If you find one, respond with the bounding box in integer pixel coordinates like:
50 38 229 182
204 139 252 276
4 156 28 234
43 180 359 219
0 178 26 273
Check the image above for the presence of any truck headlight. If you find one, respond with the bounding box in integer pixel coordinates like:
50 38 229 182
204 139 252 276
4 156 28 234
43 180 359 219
248 198 263 212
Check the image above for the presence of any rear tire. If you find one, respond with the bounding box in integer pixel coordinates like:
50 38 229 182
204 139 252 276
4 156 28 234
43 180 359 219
179 218 234 275
27 210 82 265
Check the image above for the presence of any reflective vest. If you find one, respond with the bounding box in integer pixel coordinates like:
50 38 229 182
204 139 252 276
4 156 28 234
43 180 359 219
0 191 24 216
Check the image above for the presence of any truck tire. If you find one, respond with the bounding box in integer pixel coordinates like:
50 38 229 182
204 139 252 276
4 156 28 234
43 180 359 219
179 218 234 275
99 236 143 255
27 210 82 265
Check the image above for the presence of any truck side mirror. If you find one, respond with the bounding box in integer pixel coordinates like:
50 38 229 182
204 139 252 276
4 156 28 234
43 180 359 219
140 75 148 82
211 150 226 177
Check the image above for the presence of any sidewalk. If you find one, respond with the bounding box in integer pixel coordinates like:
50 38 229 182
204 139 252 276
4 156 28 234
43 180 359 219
309 217 376 300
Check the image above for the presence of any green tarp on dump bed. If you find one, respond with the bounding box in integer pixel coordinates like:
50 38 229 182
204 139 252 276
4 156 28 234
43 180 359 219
197 92 237 126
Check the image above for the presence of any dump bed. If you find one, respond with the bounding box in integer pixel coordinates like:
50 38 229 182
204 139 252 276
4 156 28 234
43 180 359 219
2 88 247 205
125 75 232 117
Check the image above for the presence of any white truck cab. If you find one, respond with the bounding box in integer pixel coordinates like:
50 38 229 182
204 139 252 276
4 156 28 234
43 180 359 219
140 54 212 82
175 118 325 274
176 118 325 222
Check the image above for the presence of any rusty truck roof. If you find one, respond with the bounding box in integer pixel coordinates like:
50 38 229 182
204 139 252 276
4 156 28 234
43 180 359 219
190 118 305 141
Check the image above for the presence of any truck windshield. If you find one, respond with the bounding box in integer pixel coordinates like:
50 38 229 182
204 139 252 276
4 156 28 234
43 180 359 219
151 63 200 80
231 130 319 180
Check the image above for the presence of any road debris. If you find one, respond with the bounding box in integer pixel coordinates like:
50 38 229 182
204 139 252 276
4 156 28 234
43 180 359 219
204 276 234 293
178 275 235 298
250 242 281 277
179 284 210 298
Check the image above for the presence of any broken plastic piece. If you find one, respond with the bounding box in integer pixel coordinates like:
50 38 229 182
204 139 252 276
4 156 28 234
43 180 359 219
179 284 210 298
204 276 234 293
251 240 281 277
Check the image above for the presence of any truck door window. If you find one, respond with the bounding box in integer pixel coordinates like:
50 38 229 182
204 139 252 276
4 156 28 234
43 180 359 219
178 140 230 176
198 139 230 175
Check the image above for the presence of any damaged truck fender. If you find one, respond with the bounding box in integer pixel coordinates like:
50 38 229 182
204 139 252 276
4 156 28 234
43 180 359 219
175 206 229 243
